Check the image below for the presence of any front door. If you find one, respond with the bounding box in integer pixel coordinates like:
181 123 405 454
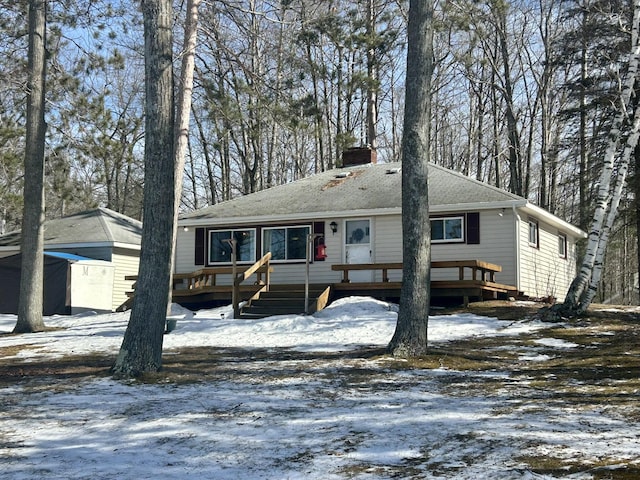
345 219 372 282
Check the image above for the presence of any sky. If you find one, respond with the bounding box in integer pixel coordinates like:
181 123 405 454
1 297 639 479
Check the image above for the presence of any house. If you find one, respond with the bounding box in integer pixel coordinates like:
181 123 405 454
175 149 586 305
0 208 142 312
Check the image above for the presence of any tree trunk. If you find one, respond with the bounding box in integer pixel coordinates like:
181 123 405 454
495 6 523 196
366 0 378 149
14 0 47 334
169 0 200 303
388 0 433 358
636 142 640 305
579 8 589 232
561 0 640 315
113 0 175 377
578 109 640 310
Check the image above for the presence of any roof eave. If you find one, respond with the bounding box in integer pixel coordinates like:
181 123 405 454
178 200 529 227
520 203 587 238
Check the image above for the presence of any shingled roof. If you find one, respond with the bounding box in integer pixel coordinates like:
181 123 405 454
180 162 525 224
0 207 142 248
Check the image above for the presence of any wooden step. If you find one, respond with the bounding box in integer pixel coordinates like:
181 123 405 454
257 289 327 299
239 286 332 319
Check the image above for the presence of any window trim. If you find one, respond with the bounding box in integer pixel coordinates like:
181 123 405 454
431 215 465 243
558 232 567 259
528 218 539 248
262 224 312 263
207 228 257 265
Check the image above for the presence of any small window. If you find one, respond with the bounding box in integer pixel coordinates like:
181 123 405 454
528 219 539 248
209 229 256 264
431 216 464 243
558 233 567 259
263 225 311 261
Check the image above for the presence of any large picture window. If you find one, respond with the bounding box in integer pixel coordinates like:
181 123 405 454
263 225 310 261
209 229 256 264
431 216 464 242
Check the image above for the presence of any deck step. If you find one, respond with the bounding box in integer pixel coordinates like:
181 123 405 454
239 286 332 319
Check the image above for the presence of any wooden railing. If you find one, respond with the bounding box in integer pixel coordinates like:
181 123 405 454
127 256 273 315
331 262 402 283
431 260 501 282
232 252 272 318
170 264 271 292
331 260 502 283
330 259 511 306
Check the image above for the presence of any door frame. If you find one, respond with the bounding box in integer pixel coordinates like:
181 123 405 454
343 218 373 282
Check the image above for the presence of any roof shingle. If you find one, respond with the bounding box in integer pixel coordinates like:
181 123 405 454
0 208 142 247
180 162 524 222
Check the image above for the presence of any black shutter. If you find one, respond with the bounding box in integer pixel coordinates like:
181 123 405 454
194 227 205 265
466 212 480 244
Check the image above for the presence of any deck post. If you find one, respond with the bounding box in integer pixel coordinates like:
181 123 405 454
226 238 239 318
305 233 321 314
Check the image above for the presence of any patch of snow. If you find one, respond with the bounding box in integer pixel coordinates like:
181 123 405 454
1 297 638 479
534 338 580 349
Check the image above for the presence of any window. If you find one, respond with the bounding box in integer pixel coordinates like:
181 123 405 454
263 225 310 261
528 219 539 248
209 229 256 264
558 233 567 259
431 216 464 242
346 219 370 245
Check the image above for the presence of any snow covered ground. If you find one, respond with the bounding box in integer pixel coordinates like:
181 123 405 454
1 297 638 479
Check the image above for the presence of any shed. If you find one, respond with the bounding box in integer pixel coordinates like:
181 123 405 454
0 252 114 315
0 208 141 311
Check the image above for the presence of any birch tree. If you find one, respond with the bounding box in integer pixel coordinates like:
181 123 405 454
558 0 640 316
388 0 433 357
171 0 200 257
165 0 201 325
14 0 47 334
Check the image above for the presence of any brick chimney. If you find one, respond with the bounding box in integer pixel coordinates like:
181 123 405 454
342 147 377 167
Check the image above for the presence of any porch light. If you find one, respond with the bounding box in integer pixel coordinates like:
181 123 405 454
329 221 338 234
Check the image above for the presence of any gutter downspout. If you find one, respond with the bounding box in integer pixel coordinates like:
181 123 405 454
513 204 521 294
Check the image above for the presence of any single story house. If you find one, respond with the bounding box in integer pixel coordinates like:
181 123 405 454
176 149 586 303
0 207 142 312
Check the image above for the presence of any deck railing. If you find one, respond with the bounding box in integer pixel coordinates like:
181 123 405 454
331 260 502 283
232 252 272 318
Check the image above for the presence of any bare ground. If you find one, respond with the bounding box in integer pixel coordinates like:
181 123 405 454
1 301 639 478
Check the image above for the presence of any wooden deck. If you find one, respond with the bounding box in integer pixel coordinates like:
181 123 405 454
124 259 520 312
331 260 519 306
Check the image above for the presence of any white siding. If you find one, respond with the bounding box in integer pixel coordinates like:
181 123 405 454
428 210 517 285
369 215 400 281
254 220 342 285
111 248 140 311
175 227 196 274
175 221 345 285
374 211 517 286
174 211 523 289
517 215 577 300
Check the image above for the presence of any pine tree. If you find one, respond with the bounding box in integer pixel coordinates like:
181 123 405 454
14 0 47 334
113 0 175 377
388 0 434 357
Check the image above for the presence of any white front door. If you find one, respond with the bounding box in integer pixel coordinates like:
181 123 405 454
345 219 372 282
